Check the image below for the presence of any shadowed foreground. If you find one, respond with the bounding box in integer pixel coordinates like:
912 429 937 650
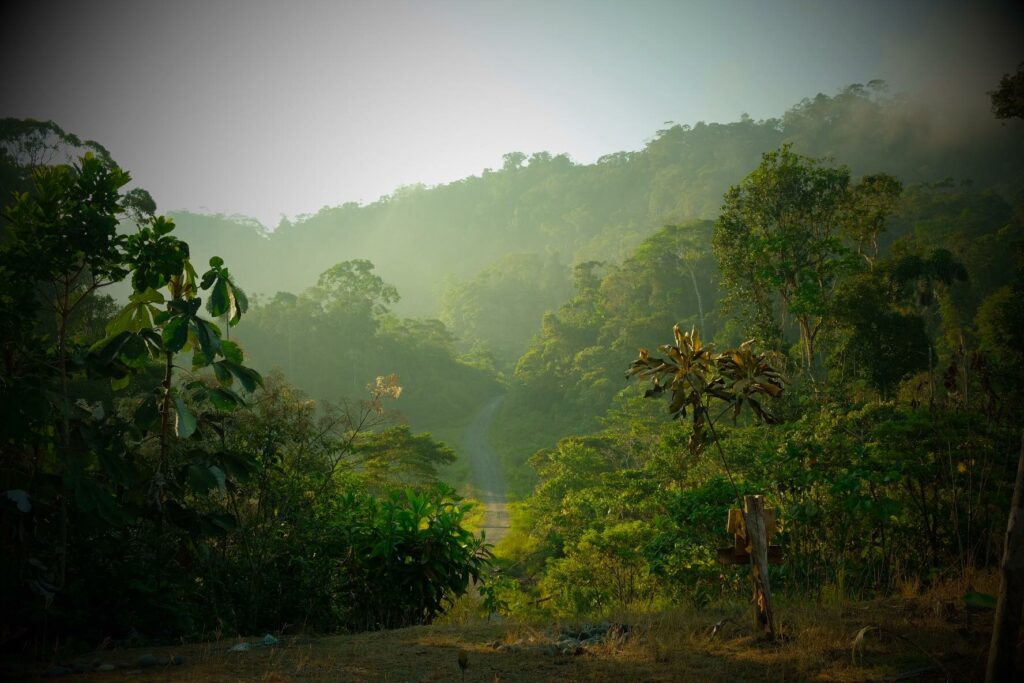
7 595 998 682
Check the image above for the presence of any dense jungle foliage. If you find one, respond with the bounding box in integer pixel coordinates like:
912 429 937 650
2 73 1023 652
488 111 1024 614
0 125 491 651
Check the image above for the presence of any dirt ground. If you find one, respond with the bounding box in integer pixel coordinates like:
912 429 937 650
7 593 1003 682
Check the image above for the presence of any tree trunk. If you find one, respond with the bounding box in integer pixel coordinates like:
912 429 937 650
684 263 705 338
986 432 1024 682
744 494 777 640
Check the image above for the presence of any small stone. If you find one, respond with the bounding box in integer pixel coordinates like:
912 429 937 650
153 656 170 666
262 634 278 647
71 661 91 673
170 655 185 666
229 642 252 652
96 664 116 672
44 665 72 677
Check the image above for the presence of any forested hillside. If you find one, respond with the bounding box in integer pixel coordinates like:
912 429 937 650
3 70 1024 679
171 85 1024 380
170 84 1024 491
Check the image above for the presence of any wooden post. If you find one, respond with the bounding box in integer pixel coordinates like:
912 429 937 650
744 494 777 640
986 432 1024 682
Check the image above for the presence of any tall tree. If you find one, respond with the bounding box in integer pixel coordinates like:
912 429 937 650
990 62 1024 120
714 145 855 371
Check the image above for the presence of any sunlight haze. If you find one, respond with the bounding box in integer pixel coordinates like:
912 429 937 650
1 0 1019 227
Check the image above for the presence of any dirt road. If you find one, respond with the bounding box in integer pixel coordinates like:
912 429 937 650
462 394 510 546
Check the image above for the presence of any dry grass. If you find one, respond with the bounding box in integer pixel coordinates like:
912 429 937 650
7 584 1003 682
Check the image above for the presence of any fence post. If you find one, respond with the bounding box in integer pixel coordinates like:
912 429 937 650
744 494 776 640
986 432 1024 682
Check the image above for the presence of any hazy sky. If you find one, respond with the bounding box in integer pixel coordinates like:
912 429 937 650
1 0 1021 228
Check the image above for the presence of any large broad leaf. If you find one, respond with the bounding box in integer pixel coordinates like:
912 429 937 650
105 289 164 335
209 465 226 494
208 278 230 318
174 398 197 438
219 339 244 364
208 387 243 411
191 318 221 364
118 333 150 368
133 394 161 430
230 285 248 325
212 361 233 386
90 330 133 365
215 450 258 482
221 360 262 393
161 315 189 352
186 464 218 494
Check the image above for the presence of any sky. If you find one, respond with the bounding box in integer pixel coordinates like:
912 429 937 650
1 0 1021 229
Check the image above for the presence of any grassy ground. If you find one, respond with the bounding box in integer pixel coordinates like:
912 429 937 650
8 589 1000 682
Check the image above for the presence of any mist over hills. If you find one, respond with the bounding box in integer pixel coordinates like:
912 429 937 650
172 84 1024 319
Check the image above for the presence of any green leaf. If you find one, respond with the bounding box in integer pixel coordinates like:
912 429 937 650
91 330 132 365
187 464 218 494
119 334 150 368
153 216 175 235
174 398 197 438
131 288 166 304
209 465 226 494
162 316 189 352
230 286 249 325
209 256 224 268
208 387 241 411
220 339 244 364
191 318 220 364
215 451 257 482
105 291 162 335
133 395 160 429
222 360 261 393
208 279 230 317
212 361 233 386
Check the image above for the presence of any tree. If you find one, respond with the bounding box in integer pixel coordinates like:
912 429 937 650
312 259 399 319
990 62 1024 120
1 150 263 639
714 145 856 371
843 173 902 266
627 324 786 638
502 151 527 171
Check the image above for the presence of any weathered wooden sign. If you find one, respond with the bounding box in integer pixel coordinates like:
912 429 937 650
717 505 784 565
717 495 782 640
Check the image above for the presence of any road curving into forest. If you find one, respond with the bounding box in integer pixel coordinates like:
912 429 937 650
462 394 510 547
